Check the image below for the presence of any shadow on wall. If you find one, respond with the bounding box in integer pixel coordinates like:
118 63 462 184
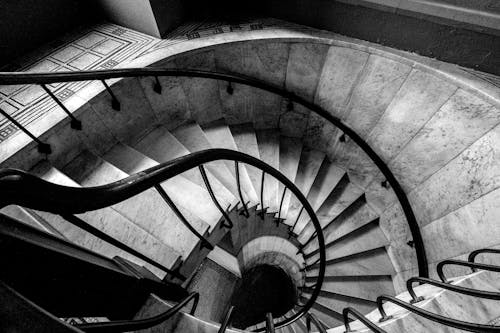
0 0 101 67
230 264 297 329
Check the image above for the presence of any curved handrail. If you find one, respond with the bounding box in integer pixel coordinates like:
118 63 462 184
75 292 199 332
407 276 500 304
377 295 500 332
437 260 500 283
343 307 386 333
0 148 326 330
469 249 500 271
0 68 427 277
305 312 327 333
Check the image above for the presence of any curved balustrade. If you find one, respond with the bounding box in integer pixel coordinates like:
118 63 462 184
407 276 500 304
0 68 427 278
0 148 326 330
437 260 500 283
469 249 500 270
377 295 500 332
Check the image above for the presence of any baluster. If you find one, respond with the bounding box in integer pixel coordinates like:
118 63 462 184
154 184 214 250
101 80 120 111
235 161 250 218
153 76 162 94
199 165 234 229
0 107 51 154
61 214 185 280
41 84 82 130
218 305 235 333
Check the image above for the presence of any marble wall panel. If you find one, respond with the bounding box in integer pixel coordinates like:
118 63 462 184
314 46 369 119
82 77 160 145
421 187 500 264
285 42 329 101
409 123 500 226
390 89 500 191
368 69 457 161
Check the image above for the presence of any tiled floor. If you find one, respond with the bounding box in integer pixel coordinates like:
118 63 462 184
0 19 285 144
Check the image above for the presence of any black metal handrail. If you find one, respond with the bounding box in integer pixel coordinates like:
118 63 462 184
343 307 385 333
469 249 500 271
75 292 199 332
0 68 427 277
266 313 275 333
0 148 326 330
377 295 500 332
218 305 235 333
407 276 500 303
305 312 327 333
437 260 500 283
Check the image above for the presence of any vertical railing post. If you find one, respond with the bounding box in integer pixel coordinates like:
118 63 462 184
154 184 214 250
41 84 82 130
153 76 162 94
258 171 266 220
218 305 235 333
101 80 120 111
0 107 51 154
199 165 234 229
235 161 250 218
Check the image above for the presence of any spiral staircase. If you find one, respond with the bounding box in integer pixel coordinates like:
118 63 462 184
1 20 500 333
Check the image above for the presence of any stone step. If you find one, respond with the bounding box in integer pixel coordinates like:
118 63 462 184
256 129 280 213
305 219 388 263
278 136 303 222
202 119 258 203
230 123 262 197
171 122 240 197
286 148 325 226
102 143 212 258
0 205 62 236
302 289 376 317
307 247 396 277
132 124 236 209
304 299 343 328
309 275 395 302
29 161 180 278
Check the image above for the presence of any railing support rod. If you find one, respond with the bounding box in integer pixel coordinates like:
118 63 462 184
218 305 235 333
199 165 233 229
154 184 214 250
277 188 287 226
61 213 186 281
101 80 120 111
41 84 82 130
153 76 162 94
266 313 275 333
0 107 51 154
235 161 250 218
258 171 266 220
291 206 304 234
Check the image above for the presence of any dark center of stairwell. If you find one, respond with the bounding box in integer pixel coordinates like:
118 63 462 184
230 264 297 328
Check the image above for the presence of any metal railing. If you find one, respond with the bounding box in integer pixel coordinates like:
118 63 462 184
0 148 326 330
75 292 199 332
0 68 427 278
